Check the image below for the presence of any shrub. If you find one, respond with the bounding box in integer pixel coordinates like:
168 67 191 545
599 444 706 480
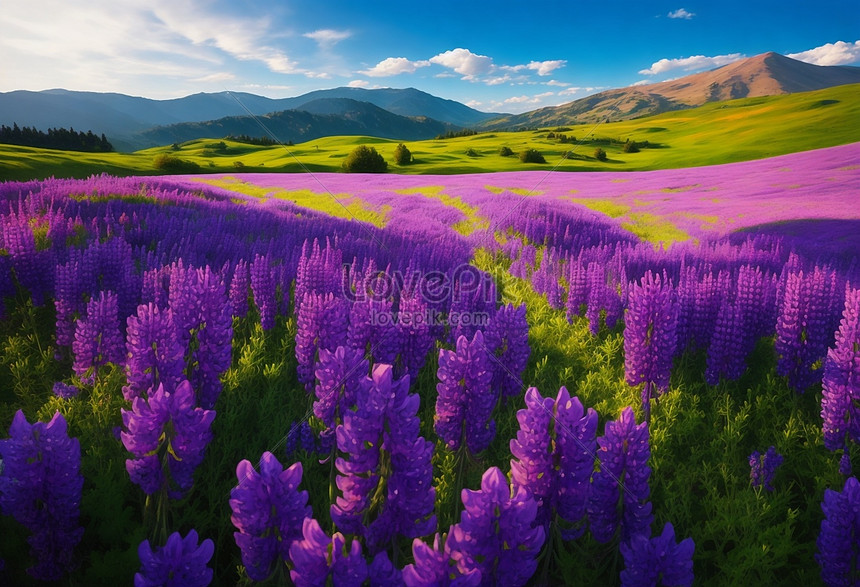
393 143 412 165
153 153 200 173
623 140 640 153
499 146 514 157
342 145 387 173
594 147 607 162
233 161 245 170
465 148 480 157
519 149 546 164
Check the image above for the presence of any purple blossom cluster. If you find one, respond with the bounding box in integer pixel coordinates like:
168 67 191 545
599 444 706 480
121 380 215 498
435 330 496 454
817 476 860 586
230 453 311 581
821 288 860 456
331 364 436 552
510 386 597 535
0 411 84 581
620 522 695 587
135 529 214 587
624 271 678 416
749 446 784 491
124 303 185 401
72 290 124 379
483 303 530 402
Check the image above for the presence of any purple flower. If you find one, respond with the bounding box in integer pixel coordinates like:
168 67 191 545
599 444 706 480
588 407 653 543
397 287 436 379
313 346 368 434
52 381 79 399
817 476 860 586
121 380 215 498
229 259 250 319
251 254 277 330
288 517 368 587
295 292 349 391
72 290 125 378
135 529 214 587
749 446 783 492
229 453 311 581
624 271 678 417
402 534 481 586
620 522 695 587
821 288 860 453
123 303 185 401
435 330 495 454
0 411 84 581
446 466 545 586
483 303 530 402
705 296 747 386
510 386 598 536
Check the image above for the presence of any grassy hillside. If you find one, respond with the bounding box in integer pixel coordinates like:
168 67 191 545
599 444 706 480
1 83 858 181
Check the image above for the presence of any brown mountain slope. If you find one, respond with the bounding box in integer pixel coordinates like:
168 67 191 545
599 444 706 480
480 52 860 129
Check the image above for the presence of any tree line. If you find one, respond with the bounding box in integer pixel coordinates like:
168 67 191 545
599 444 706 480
0 123 114 152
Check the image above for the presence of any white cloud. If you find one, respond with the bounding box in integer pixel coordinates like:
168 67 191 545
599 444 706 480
787 40 860 66
348 79 370 88
485 75 513 86
303 29 351 48
359 57 431 77
191 72 236 83
639 53 744 75
668 8 694 19
430 48 494 77
631 79 652 86
503 91 555 105
546 79 570 87
527 60 566 76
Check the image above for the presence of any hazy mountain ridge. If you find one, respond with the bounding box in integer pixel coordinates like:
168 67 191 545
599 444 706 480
136 98 455 147
478 52 860 129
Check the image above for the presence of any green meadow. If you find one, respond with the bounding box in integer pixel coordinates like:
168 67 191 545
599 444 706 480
1 83 858 181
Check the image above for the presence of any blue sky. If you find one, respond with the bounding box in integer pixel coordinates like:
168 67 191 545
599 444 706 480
1 0 858 113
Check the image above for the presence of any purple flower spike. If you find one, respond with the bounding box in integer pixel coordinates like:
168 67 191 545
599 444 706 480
230 453 311 581
0 411 84 581
435 330 495 454
288 517 368 587
484 303 530 402
817 476 860 586
402 534 481 586
72 290 125 378
314 345 368 433
53 381 79 399
124 303 184 401
620 522 695 587
588 407 653 543
821 288 860 453
447 467 544 586
134 529 214 587
749 446 783 491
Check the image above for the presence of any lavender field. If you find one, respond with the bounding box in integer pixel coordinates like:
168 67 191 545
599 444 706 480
0 141 859 585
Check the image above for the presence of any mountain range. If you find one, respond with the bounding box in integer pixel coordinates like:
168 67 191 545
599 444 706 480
1 52 858 151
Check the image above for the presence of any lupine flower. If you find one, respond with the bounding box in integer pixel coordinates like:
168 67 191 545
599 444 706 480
588 407 653 543
821 288 860 454
483 303 530 402
229 259 250 319
624 271 678 417
0 411 84 581
510 386 598 536
250 254 277 329
295 238 343 302
72 290 125 378
750 446 783 492
817 476 860 586
121 380 215 498
314 346 368 434
566 255 588 322
295 292 349 391
123 303 185 401
288 517 368 587
331 365 436 552
52 381 79 399
705 296 748 386
402 534 481 586
620 522 695 587
446 466 545 586
397 286 436 379
435 330 495 454
135 529 214 587
229 453 311 581
369 550 403 586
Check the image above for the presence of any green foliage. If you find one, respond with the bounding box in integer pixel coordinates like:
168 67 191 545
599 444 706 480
498 146 514 157
594 147 607 161
519 148 546 163
393 143 412 165
464 148 480 157
623 139 640 153
341 145 388 173
152 153 200 173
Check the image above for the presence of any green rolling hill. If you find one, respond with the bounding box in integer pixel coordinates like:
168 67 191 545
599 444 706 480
1 83 858 181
